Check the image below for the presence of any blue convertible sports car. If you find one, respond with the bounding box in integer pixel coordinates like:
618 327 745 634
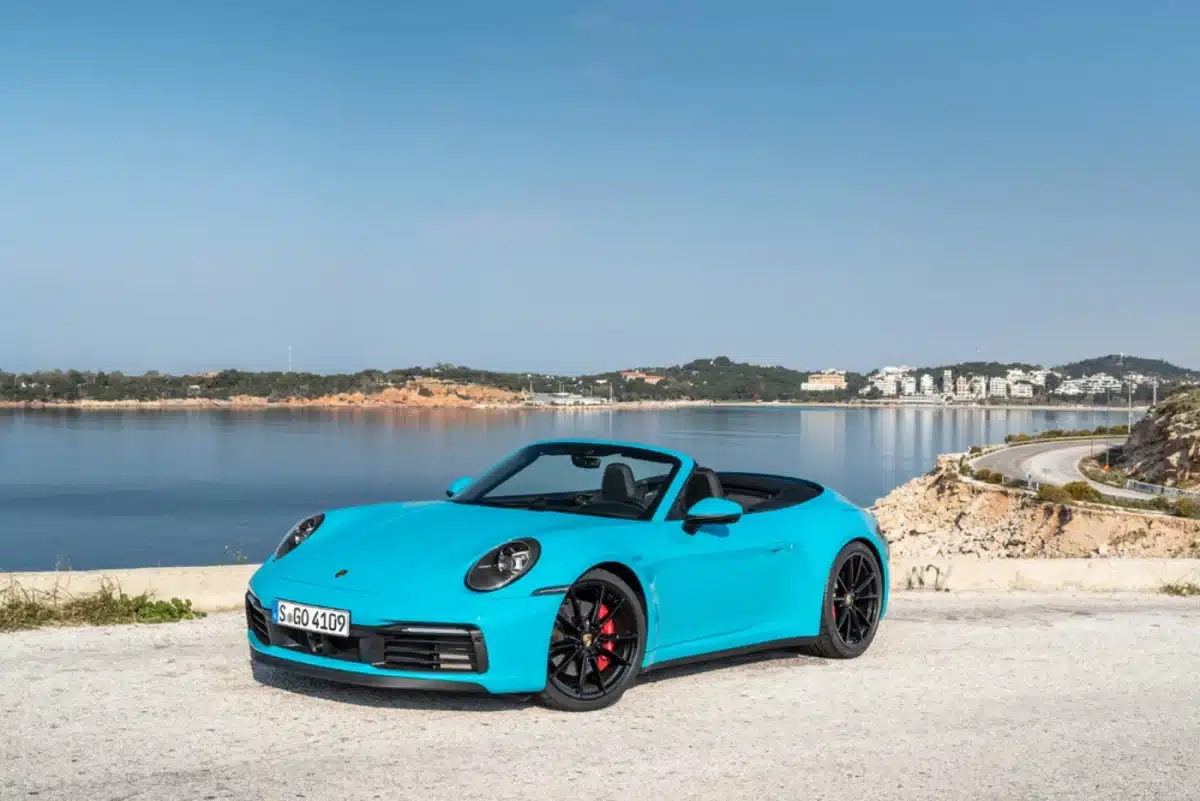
246 439 889 711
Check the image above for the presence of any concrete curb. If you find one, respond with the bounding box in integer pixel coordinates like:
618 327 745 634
5 559 1200 612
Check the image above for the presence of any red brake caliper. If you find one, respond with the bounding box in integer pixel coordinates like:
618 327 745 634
595 603 615 670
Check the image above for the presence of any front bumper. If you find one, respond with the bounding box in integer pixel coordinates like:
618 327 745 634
250 648 486 692
245 584 563 694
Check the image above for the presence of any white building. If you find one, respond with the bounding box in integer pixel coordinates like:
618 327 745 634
801 369 848 392
880 378 898 397
1010 382 1034 399
901 376 917 396
988 377 1008 398
942 370 954 394
1053 372 1124 396
919 374 935 395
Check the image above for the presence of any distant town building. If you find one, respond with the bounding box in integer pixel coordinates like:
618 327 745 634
988 377 1008 398
529 392 606 406
901 376 917 396
620 371 665 385
1010 382 1034 399
1053 372 1123 396
880 378 899 397
802 369 847 392
955 376 969 397
969 377 987 398
919 374 935 395
942 370 953 394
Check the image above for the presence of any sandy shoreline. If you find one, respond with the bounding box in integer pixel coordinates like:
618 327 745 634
0 398 1146 413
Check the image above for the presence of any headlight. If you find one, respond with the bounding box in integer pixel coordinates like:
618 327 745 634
465 539 541 592
274 513 325 560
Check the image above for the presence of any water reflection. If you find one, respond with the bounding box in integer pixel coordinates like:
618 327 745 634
0 405 1137 570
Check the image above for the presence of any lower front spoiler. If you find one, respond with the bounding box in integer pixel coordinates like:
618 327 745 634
250 647 487 693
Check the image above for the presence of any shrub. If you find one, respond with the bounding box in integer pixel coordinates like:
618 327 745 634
1063 481 1103 503
968 446 983 455
1150 495 1173 512
1177 498 1199 519
1037 485 1072 504
1161 582 1200 597
975 468 1004 483
0 581 206 632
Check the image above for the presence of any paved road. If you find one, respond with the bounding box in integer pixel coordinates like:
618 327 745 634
973 438 1152 500
4 593 1199 801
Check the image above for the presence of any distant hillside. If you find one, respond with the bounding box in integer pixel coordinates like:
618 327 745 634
1057 355 1198 380
578 357 868 402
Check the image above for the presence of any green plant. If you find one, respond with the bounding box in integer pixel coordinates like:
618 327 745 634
224 544 249 564
1149 495 1173 512
0 580 206 632
968 446 983 455
1036 485 1072 504
1161 582 1200 597
1176 498 1199 519
1063 481 1103 503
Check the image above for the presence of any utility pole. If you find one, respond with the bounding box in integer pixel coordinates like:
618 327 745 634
1127 378 1133 433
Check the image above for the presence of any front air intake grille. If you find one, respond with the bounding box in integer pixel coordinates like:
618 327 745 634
243 593 487 674
380 627 484 673
245 596 270 644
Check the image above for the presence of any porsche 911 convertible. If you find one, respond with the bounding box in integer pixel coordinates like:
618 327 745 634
246 438 889 711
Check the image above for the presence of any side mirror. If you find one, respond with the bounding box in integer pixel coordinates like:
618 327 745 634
683 497 743 534
446 476 473 498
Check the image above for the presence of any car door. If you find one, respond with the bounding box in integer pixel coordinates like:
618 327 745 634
646 508 789 651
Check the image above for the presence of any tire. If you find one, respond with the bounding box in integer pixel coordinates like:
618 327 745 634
538 568 646 712
806 541 883 659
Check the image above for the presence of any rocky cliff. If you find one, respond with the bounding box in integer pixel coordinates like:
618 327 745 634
1116 388 1200 488
872 454 1200 560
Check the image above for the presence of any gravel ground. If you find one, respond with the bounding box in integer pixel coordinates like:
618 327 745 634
3 592 1198 801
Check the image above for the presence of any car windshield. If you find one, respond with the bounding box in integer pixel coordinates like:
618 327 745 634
452 442 681 521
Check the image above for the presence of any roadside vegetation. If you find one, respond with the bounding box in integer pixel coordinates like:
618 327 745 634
1028 483 1200 519
1161 582 1200 598
1005 425 1129 444
0 580 205 632
959 457 1199 520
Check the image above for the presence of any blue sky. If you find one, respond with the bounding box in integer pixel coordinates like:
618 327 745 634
2 1 1197 374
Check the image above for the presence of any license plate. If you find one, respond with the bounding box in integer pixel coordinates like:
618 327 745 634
273 600 350 638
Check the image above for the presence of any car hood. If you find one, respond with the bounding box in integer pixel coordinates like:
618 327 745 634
270 500 624 596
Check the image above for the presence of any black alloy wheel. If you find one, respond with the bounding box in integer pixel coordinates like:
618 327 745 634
539 568 646 712
808 541 883 659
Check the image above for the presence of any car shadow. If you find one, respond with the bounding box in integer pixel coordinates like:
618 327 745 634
638 646 814 685
251 647 819 710
250 662 534 712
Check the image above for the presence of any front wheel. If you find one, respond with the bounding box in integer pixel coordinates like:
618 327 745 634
538 568 646 712
807 541 883 659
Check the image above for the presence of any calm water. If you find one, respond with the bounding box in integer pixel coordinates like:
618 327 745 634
0 406 1134 571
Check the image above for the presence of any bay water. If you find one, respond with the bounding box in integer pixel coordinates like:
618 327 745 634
0 406 1132 570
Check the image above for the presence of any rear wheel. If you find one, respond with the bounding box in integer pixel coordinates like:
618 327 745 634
807 541 883 659
538 569 645 712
